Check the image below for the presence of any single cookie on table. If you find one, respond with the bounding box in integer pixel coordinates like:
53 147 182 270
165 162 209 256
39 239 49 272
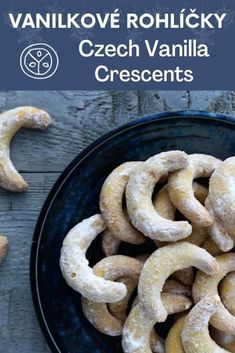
0 106 52 192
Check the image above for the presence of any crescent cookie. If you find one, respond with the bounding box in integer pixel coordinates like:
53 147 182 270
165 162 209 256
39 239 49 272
122 293 192 353
211 327 235 352
165 315 186 353
0 106 52 192
138 242 219 321
205 197 234 252
209 156 235 236
220 272 235 316
126 151 192 242
168 154 221 226
181 296 229 353
193 253 235 334
60 215 128 303
100 161 145 244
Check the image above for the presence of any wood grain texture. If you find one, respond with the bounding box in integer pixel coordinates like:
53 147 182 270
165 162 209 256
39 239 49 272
0 90 232 352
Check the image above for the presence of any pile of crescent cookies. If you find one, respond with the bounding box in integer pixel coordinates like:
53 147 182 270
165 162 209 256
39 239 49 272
60 151 235 353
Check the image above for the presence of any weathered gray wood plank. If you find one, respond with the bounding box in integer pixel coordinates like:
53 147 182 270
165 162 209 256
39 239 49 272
137 90 190 114
3 91 142 173
3 90 229 174
0 173 58 353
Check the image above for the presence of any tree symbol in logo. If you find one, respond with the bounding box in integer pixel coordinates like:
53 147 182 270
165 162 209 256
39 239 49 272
20 43 59 80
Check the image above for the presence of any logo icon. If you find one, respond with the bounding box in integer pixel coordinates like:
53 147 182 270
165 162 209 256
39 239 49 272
20 43 59 80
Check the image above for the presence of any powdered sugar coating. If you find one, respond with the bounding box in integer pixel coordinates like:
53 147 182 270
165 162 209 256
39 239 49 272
138 242 219 322
168 154 221 226
122 293 192 353
205 197 234 252
193 253 235 334
60 215 128 303
100 161 145 244
126 151 192 242
181 296 229 353
209 156 235 237
0 106 52 192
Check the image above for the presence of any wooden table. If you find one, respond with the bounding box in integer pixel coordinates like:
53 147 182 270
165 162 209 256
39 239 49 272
0 90 234 352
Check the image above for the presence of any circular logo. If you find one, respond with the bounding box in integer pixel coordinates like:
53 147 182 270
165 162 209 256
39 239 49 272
20 43 59 80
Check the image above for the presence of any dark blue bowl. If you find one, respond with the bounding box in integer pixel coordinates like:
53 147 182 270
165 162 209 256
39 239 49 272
30 111 235 353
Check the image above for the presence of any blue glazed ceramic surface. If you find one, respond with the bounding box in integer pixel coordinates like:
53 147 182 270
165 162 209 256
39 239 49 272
30 111 235 353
